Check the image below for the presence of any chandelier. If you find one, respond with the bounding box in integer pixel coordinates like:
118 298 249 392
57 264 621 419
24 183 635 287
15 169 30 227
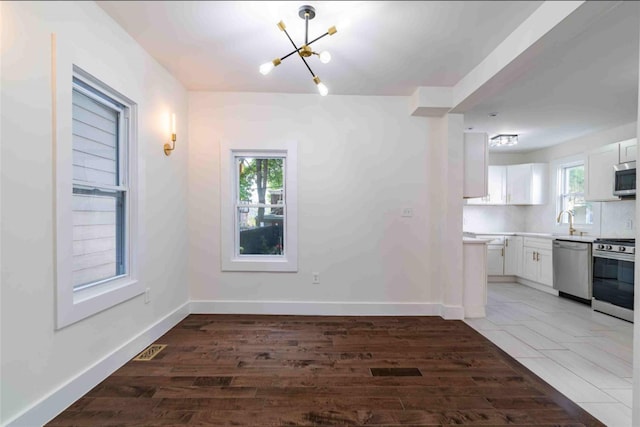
259 5 337 96
489 134 518 147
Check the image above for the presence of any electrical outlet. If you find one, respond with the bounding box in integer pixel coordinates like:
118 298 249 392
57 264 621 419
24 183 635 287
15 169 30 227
312 272 320 284
401 208 413 218
626 219 633 230
144 288 151 304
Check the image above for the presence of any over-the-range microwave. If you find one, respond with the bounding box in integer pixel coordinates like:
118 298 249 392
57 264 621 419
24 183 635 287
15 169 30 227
614 161 636 197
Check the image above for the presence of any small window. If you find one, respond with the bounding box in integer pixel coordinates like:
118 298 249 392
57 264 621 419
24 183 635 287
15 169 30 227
220 141 298 272
558 162 592 225
56 68 140 328
236 157 285 256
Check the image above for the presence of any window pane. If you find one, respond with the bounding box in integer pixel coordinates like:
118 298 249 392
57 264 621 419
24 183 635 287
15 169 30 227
72 89 119 186
559 164 592 225
72 188 125 289
238 207 284 255
565 165 584 194
237 157 284 204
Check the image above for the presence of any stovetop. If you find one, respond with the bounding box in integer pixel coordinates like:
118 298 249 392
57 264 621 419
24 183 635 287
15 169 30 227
594 238 635 246
593 238 635 255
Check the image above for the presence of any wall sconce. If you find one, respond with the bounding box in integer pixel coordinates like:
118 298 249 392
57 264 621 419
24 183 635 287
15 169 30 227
164 113 177 156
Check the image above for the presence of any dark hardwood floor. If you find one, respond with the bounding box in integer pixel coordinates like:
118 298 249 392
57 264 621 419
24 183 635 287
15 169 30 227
48 315 605 426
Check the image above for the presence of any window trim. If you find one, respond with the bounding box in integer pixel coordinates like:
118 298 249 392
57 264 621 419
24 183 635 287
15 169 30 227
556 160 592 227
55 66 141 329
220 141 298 272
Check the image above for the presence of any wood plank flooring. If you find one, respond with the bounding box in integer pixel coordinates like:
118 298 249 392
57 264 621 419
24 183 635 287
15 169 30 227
47 315 605 426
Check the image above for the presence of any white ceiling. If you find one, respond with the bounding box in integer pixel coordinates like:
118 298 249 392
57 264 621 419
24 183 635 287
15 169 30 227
97 1 638 153
96 1 542 95
462 1 639 152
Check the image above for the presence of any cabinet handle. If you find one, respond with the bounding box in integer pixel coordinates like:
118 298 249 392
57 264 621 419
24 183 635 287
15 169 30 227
501 248 504 257
506 239 509 247
536 252 540 261
532 251 536 261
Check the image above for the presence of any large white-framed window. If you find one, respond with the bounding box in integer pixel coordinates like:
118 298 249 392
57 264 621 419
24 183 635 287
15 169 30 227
557 161 593 225
220 141 298 272
56 67 141 328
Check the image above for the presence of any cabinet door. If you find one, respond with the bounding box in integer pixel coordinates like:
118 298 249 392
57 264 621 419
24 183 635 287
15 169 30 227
487 166 507 204
536 248 553 287
521 247 538 281
585 143 619 201
463 133 488 198
504 236 523 276
619 138 637 163
486 245 504 276
506 164 531 204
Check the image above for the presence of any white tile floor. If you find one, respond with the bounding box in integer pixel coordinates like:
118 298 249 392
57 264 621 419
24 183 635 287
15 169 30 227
465 282 634 427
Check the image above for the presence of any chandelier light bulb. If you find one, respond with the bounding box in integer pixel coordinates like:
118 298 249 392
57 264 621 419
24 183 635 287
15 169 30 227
259 62 274 75
319 51 331 64
317 82 329 96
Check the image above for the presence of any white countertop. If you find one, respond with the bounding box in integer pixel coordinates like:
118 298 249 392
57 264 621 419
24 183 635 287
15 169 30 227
463 231 599 243
463 237 494 244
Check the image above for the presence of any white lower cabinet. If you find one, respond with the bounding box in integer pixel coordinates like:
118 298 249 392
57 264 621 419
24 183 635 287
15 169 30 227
504 236 523 276
476 235 505 275
521 237 553 287
487 245 504 276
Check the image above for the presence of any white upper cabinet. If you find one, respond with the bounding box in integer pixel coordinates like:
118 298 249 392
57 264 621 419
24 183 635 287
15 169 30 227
467 163 546 205
585 138 637 201
506 163 547 205
466 165 506 205
619 138 637 163
487 166 507 204
463 133 488 199
585 143 618 201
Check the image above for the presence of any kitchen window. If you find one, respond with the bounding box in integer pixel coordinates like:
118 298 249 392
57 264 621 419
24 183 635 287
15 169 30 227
56 68 141 328
557 162 592 225
220 141 298 272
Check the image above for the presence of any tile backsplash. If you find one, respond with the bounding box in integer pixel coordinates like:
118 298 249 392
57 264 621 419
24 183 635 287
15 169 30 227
464 200 635 238
600 200 635 238
463 205 527 233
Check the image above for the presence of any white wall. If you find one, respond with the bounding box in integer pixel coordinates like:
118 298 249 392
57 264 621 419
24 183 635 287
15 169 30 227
188 92 446 309
465 122 637 237
1 2 189 424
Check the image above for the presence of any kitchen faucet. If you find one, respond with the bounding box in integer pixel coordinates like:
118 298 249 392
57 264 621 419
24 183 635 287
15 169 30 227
556 210 576 236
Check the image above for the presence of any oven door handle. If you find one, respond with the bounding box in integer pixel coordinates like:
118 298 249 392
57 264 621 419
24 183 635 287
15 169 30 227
593 252 635 262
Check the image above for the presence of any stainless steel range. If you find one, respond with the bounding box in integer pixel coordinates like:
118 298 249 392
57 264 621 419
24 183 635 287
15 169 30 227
592 238 635 322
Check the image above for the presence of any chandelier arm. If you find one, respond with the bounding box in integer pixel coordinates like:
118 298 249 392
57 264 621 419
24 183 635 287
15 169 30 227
298 55 317 78
281 28 301 52
280 48 301 61
307 32 329 46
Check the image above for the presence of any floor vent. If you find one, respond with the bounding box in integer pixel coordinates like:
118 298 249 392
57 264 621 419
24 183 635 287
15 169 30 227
133 344 166 361
370 368 422 377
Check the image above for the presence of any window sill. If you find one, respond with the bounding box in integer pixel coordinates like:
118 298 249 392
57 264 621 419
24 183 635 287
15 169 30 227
222 257 297 272
57 278 143 329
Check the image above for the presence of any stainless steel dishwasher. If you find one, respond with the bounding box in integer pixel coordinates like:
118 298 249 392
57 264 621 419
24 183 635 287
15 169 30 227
552 240 592 303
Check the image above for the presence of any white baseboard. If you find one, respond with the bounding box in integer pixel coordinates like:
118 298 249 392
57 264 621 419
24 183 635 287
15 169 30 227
516 278 559 296
441 304 465 320
464 305 486 318
6 302 190 427
488 275 518 283
190 300 443 317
